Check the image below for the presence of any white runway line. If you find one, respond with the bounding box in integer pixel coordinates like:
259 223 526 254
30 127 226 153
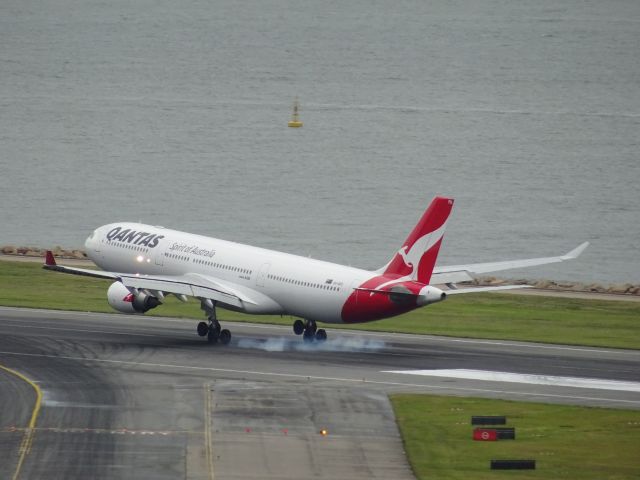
382 369 640 393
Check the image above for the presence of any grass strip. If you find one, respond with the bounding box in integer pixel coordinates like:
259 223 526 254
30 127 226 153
390 394 640 480
1 260 639 349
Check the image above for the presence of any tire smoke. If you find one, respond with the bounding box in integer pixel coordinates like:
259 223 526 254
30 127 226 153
236 336 385 353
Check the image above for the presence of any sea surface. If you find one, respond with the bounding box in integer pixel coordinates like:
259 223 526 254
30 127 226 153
1 0 638 283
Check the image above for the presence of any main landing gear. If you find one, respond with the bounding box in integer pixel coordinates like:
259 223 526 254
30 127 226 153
198 299 231 345
293 319 327 343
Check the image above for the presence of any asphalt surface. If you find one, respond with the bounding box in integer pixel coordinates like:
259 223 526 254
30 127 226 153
1 307 639 479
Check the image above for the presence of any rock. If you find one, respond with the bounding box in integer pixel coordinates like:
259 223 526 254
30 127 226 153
479 276 506 286
1 245 17 255
586 283 606 293
608 283 633 294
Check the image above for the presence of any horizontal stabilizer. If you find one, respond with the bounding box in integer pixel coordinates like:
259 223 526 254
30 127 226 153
354 287 418 297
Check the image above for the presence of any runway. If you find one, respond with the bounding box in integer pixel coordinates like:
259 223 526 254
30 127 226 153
1 307 639 479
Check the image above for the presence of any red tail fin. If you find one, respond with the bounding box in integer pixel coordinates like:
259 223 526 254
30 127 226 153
383 197 454 284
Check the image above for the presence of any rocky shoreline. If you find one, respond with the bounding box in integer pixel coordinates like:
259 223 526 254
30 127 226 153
1 245 87 259
1 245 638 296
468 276 640 296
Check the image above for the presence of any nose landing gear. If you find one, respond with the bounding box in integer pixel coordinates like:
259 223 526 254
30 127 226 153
293 319 327 343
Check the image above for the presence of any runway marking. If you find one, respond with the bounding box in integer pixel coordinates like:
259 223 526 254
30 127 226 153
382 369 640 392
0 321 161 337
2 426 195 436
203 383 215 480
0 364 43 480
0 350 639 407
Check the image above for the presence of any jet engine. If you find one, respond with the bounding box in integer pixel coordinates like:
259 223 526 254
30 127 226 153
107 282 162 314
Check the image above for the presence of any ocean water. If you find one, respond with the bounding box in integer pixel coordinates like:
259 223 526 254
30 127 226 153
1 0 638 283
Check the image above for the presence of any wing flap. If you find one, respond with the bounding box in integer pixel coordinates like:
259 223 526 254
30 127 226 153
445 284 532 295
119 275 245 308
430 270 475 285
119 273 257 308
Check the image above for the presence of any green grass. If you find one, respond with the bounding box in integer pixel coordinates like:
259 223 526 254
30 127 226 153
1 260 639 349
390 394 640 480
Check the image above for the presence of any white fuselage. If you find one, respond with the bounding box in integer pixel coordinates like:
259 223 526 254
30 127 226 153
85 222 373 323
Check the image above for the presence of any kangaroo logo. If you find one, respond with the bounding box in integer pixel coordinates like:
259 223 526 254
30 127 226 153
397 222 447 279
398 246 413 268
375 223 447 292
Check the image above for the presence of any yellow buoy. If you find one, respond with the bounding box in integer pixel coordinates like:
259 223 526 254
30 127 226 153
288 97 303 128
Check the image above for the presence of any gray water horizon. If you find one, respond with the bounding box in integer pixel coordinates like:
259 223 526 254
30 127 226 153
1 0 638 284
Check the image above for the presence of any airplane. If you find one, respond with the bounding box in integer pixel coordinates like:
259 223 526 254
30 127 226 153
43 197 588 345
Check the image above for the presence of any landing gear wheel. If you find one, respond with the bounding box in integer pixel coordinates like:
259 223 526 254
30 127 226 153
315 329 327 342
207 327 219 344
207 318 221 344
293 319 305 335
219 329 231 345
197 321 209 337
299 319 319 342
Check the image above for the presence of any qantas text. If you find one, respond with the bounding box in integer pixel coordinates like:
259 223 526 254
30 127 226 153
106 227 165 248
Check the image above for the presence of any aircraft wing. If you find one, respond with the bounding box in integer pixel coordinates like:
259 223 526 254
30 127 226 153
43 251 119 280
43 251 256 308
431 242 589 285
444 284 532 294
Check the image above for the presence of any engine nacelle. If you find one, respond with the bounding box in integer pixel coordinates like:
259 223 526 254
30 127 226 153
416 285 447 306
107 282 161 314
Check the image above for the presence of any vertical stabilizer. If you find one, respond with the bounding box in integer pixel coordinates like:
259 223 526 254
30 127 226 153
383 197 454 284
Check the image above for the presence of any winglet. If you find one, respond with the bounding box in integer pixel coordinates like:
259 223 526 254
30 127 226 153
561 241 589 261
44 250 57 266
